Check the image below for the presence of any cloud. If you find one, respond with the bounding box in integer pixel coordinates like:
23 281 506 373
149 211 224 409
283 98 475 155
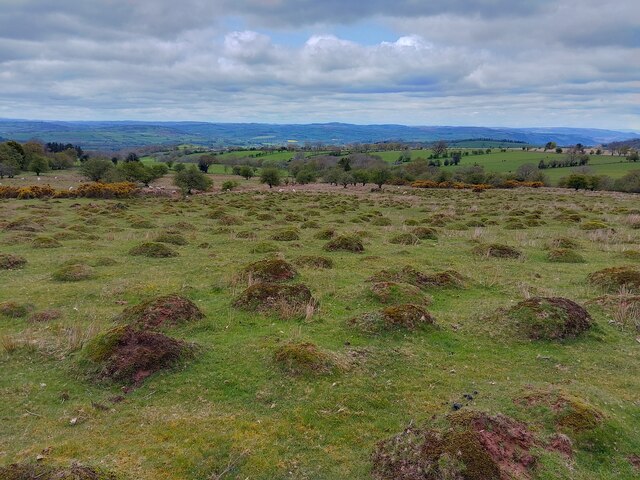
0 0 638 128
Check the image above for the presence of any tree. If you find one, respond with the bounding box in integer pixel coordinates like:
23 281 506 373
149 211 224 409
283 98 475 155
626 150 639 162
515 163 538 181
50 150 76 170
22 141 46 170
125 152 140 162
351 169 369 186
198 156 214 173
432 140 448 158
0 143 23 176
119 162 168 186
80 158 115 182
340 172 355 188
239 165 254 180
369 167 390 189
555 147 563 154
174 165 212 195
544 141 557 151
29 156 50 175
260 168 282 188
338 157 352 171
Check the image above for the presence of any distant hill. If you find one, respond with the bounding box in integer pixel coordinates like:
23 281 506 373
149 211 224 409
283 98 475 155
606 138 640 150
0 119 637 151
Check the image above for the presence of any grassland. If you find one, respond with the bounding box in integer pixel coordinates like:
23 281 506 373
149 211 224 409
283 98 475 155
1 184 639 479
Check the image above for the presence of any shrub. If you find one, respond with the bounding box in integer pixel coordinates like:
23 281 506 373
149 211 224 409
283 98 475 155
588 266 640 293
52 263 95 282
221 180 239 191
116 294 204 330
129 242 178 258
0 254 27 270
274 342 343 376
324 235 364 252
174 165 212 195
507 297 592 340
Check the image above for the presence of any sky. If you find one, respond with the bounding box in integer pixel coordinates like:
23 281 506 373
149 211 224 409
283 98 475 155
0 0 639 129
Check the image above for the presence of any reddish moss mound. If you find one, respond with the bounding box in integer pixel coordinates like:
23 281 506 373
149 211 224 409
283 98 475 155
84 325 190 384
293 255 334 269
233 283 314 318
350 304 435 333
0 301 32 318
372 411 539 480
28 309 62 323
588 266 640 293
0 253 27 270
370 266 464 290
369 281 431 305
324 235 364 253
0 462 118 480
473 243 522 259
117 294 204 329
242 258 298 283
274 341 343 376
507 297 592 340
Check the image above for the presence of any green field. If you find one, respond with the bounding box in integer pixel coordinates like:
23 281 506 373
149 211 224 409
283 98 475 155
1 185 639 479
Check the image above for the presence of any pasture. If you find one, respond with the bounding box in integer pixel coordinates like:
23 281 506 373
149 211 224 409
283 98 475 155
1 185 639 479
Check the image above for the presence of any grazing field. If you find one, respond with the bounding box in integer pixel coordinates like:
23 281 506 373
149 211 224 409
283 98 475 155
1 186 640 479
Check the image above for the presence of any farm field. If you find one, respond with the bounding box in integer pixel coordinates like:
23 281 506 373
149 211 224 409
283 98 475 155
1 185 639 479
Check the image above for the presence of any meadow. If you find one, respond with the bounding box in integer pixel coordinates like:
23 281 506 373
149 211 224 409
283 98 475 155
1 183 639 479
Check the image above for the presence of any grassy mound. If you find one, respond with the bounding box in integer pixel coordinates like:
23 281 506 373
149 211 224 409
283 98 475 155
313 228 335 240
389 233 420 245
130 219 156 229
52 263 95 282
520 389 604 433
274 341 343 376
369 282 431 305
83 325 191 384
548 237 580 249
249 242 280 254
233 283 314 318
580 220 611 231
371 217 392 226
28 309 62 323
588 266 640 293
154 232 188 245
0 462 118 480
293 255 334 269
324 235 364 252
411 227 438 240
546 248 586 263
129 242 178 258
242 258 298 283
473 243 522 259
117 294 204 329
372 411 539 480
507 297 592 340
369 266 464 290
0 301 32 318
31 236 62 249
350 304 435 333
270 228 300 241
0 254 27 270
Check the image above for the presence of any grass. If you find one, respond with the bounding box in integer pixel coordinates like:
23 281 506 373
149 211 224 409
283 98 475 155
0 186 639 479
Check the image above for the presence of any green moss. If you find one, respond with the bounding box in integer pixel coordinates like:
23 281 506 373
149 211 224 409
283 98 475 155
507 297 592 340
273 342 342 376
324 235 364 252
52 263 95 282
270 228 300 241
242 259 298 282
547 248 586 263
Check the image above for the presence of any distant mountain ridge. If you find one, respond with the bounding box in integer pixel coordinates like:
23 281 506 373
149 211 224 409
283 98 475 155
0 119 637 151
